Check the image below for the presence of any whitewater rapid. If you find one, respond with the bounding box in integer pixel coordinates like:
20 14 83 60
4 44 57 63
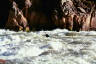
0 29 96 64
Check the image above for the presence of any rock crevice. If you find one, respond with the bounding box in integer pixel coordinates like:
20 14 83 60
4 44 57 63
1 0 96 31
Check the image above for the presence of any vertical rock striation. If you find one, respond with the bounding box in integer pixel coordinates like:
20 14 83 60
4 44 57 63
1 0 96 31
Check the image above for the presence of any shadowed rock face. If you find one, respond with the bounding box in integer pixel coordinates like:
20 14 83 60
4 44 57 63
5 1 29 31
0 0 96 31
0 0 10 28
27 0 64 31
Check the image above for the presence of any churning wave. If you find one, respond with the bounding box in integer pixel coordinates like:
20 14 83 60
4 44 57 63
0 29 96 64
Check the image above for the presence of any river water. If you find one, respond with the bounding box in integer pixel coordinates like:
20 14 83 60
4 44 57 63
0 29 96 64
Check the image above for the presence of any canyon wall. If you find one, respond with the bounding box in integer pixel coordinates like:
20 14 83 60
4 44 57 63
1 0 96 31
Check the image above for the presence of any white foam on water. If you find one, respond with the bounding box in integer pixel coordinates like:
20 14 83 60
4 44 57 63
0 29 96 64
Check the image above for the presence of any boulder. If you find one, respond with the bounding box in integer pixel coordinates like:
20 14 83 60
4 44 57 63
5 1 29 31
90 11 96 30
60 0 96 31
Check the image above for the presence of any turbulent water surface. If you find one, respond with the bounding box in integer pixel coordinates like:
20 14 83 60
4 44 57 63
0 29 96 64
